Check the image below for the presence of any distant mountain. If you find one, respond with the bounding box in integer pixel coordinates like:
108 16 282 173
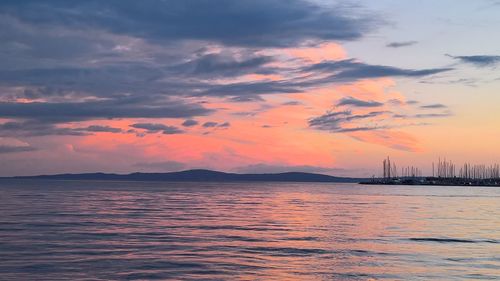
6 169 361 183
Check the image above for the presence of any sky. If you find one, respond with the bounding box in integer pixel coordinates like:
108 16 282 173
0 0 499 177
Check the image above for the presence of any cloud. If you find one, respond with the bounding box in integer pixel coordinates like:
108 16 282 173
350 130 421 152
308 110 388 132
0 0 381 48
171 53 274 77
233 163 335 174
446 54 500 67
282 101 303 106
386 41 418 48
0 145 36 153
0 121 88 137
414 112 452 118
202 122 219 128
132 161 186 172
188 58 453 100
218 122 231 128
420 103 447 109
202 121 231 129
0 138 36 153
306 59 452 81
337 96 383 107
0 121 125 136
80 125 123 133
181 119 198 127
130 123 184 134
197 81 302 97
0 98 212 123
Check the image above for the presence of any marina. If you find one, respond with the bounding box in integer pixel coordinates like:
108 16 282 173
362 157 500 186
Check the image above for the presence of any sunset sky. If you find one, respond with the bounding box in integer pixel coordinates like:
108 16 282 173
0 0 499 177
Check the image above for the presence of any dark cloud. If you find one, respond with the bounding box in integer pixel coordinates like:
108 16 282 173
386 41 418 48
0 121 88 137
414 112 452 118
202 122 218 128
0 0 459 150
133 161 186 172
0 98 212 123
171 53 274 77
201 121 231 129
306 59 452 81
387 99 404 106
218 122 231 128
337 96 383 107
0 145 36 153
0 121 124 136
181 119 198 127
229 95 265 102
0 0 380 47
446 54 500 67
282 101 303 106
80 125 122 133
308 110 387 132
130 123 184 134
190 59 452 98
197 81 302 97
420 103 447 109
393 112 452 119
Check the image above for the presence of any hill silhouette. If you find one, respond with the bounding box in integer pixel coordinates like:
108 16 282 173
8 169 361 183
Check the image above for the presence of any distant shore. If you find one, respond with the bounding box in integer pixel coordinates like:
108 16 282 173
0 169 362 183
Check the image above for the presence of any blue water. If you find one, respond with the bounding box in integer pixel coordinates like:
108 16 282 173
0 180 499 280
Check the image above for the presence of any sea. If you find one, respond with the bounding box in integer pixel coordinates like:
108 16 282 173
0 180 498 280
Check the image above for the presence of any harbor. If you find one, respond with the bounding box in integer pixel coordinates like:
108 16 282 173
361 157 500 186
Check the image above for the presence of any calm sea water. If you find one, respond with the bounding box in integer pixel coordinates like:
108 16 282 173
0 180 498 280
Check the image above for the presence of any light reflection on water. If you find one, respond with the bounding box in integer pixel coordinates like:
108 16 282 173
0 180 498 280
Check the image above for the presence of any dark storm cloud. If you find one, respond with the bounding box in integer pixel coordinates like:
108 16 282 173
446 54 500 67
0 98 212 123
130 123 184 134
420 103 447 109
0 0 380 47
386 41 418 48
306 59 452 81
337 96 383 107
